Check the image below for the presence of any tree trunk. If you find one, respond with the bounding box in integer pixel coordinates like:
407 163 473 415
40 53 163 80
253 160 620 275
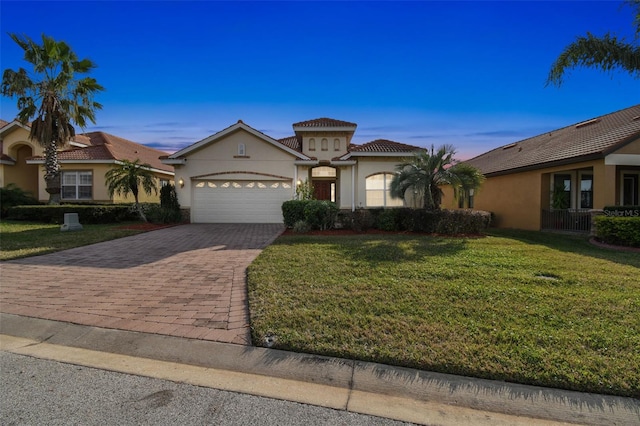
44 140 61 205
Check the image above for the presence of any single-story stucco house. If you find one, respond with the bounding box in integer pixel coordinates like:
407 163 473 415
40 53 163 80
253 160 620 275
162 118 422 223
444 104 640 231
0 119 174 203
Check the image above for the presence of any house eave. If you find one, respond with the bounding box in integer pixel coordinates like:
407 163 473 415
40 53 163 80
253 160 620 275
162 158 187 165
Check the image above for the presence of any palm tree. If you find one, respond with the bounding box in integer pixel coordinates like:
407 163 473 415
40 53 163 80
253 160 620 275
105 159 158 222
1 33 104 204
546 0 640 86
390 145 485 210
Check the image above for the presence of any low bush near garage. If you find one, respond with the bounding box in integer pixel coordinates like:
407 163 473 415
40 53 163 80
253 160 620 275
281 200 311 227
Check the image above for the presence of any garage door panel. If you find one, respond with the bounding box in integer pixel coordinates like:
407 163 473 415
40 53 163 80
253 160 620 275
192 180 292 223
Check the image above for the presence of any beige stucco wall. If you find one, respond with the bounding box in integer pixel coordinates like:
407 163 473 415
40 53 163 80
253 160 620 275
32 163 168 203
173 129 298 208
613 137 640 155
445 158 621 230
1 126 44 194
354 157 406 209
300 131 350 161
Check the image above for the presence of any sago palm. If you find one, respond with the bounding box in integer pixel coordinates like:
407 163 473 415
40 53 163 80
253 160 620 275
390 145 484 210
105 159 158 222
1 33 104 204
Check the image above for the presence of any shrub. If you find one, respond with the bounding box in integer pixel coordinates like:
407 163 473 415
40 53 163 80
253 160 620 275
282 200 310 228
0 184 40 217
410 209 444 233
147 184 182 223
376 209 401 231
6 204 138 224
436 209 492 235
595 216 640 247
303 200 339 230
345 209 375 232
292 220 311 233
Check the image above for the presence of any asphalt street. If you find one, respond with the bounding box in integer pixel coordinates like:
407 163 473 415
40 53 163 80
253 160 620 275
1 352 412 426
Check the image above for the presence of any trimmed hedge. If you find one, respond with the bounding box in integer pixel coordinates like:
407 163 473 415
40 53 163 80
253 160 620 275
595 216 640 247
282 200 311 228
342 208 491 235
303 200 339 230
6 204 139 224
0 184 40 218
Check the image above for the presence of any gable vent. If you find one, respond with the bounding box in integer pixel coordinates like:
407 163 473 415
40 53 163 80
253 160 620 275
575 118 600 129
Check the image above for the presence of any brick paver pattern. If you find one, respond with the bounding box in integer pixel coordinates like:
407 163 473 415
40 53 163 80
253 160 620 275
1 224 284 345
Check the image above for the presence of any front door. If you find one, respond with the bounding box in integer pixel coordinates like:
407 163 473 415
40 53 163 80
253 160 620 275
313 180 335 201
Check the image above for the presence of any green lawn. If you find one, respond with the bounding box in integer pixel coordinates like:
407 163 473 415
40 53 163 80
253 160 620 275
247 229 640 397
0 221 149 260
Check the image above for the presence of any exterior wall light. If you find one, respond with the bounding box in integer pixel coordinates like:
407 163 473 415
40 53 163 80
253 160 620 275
179 178 184 188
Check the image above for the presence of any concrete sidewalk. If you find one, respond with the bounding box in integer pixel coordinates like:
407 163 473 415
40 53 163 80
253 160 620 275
1 313 638 426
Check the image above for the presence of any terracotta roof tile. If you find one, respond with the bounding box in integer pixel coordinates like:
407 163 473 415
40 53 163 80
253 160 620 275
277 135 302 151
293 117 357 128
58 144 114 160
82 132 173 173
350 139 422 153
0 119 9 129
466 105 640 176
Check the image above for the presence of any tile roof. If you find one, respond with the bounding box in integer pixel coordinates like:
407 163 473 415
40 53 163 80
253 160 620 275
293 117 357 128
350 139 422 153
0 119 8 129
56 144 113 160
29 131 173 174
82 132 173 172
277 135 302 151
466 105 640 176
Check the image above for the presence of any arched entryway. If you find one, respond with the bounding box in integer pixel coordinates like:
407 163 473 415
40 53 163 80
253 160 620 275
311 166 337 202
6 144 39 197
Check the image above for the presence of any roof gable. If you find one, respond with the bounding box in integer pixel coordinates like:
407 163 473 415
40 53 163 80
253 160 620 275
169 120 310 160
467 105 640 176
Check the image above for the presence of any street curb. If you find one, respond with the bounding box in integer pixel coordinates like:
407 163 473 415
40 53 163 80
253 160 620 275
1 313 638 425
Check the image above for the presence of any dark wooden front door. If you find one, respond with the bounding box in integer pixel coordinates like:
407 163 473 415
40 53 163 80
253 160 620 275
313 180 334 201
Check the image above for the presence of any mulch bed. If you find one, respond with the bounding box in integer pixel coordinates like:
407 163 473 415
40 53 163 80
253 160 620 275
589 237 640 253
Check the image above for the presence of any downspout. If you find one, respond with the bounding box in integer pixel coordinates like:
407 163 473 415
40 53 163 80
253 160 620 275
293 165 298 198
351 164 355 211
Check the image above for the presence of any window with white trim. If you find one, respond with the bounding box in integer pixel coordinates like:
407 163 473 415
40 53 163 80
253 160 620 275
62 171 92 200
238 143 246 156
366 173 403 207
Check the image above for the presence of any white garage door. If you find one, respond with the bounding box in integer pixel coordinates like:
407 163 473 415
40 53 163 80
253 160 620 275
192 180 293 223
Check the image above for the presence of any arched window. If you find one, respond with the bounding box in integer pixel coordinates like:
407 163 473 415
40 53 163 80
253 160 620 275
365 173 403 207
309 138 316 151
321 138 328 151
334 138 340 151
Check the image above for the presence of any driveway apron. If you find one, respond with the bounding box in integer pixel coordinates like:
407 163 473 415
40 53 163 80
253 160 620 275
0 224 284 345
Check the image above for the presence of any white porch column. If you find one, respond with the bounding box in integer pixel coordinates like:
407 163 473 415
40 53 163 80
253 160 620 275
351 164 356 211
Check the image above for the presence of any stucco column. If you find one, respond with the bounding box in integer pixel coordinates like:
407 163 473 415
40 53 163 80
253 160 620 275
593 163 617 208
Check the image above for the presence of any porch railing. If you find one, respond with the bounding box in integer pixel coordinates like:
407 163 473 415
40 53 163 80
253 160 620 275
541 209 591 233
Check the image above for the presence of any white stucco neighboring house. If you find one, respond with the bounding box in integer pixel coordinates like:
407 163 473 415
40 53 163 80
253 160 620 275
162 118 422 223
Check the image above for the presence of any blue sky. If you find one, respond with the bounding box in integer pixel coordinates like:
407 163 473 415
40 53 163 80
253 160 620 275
1 1 638 159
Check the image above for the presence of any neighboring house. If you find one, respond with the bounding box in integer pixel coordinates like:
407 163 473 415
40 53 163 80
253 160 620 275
0 120 174 203
162 118 422 223
445 105 640 231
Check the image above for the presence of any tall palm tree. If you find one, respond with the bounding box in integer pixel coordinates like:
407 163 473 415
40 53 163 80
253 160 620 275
105 159 158 222
546 0 640 86
1 33 104 204
390 145 485 210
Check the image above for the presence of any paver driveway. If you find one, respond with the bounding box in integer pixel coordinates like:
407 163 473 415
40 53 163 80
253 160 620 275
1 224 284 345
